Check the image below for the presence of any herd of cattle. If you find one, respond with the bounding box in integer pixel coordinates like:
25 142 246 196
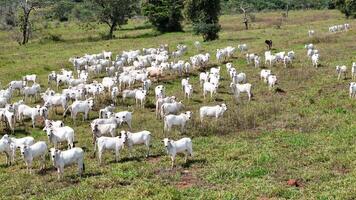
0 25 354 179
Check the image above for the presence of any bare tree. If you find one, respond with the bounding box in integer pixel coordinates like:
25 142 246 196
240 3 250 30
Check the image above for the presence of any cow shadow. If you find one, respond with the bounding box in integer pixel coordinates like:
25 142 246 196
182 158 207 168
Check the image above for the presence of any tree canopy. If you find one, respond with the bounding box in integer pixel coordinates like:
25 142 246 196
142 0 184 33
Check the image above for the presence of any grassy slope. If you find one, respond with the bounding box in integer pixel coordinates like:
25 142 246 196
0 10 356 199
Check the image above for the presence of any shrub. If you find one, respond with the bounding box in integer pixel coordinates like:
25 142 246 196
142 0 184 32
192 22 221 41
334 0 356 18
184 0 221 41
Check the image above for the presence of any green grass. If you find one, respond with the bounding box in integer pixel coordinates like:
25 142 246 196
0 10 356 199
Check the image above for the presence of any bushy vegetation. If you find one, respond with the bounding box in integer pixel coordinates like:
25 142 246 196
334 0 356 18
141 0 184 33
184 0 221 41
221 0 333 13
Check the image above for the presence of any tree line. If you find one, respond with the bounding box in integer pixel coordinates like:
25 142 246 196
0 0 354 45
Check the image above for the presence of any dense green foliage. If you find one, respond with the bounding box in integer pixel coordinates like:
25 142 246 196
90 0 138 39
221 0 334 13
334 0 356 18
184 0 221 41
142 0 183 32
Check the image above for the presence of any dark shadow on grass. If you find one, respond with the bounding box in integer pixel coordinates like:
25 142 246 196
118 31 162 39
182 158 207 168
215 97 225 102
192 99 203 104
119 24 153 31
275 87 286 94
0 163 10 168
114 156 141 163
145 102 156 109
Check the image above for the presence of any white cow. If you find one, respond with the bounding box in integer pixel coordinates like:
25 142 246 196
50 147 85 180
336 65 347 80
94 136 125 164
161 101 184 118
199 104 228 123
267 75 278 89
63 98 94 121
20 141 47 174
352 62 356 80
230 83 252 101
120 130 151 158
18 104 48 128
45 126 75 149
164 111 192 133
163 137 193 169
203 82 218 99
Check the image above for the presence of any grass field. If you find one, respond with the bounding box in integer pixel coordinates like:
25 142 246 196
0 10 356 199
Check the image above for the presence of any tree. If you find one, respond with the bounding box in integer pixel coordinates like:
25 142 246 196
184 0 221 41
91 0 138 39
18 0 43 45
142 0 184 32
52 0 75 21
334 0 356 18
240 2 250 30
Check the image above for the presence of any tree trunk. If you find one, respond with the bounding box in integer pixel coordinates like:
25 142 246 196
108 23 117 39
240 6 249 30
244 19 248 30
22 12 30 45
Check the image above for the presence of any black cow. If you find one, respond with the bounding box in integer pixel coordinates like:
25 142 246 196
265 40 273 50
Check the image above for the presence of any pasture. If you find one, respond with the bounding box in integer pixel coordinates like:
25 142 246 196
0 10 356 199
